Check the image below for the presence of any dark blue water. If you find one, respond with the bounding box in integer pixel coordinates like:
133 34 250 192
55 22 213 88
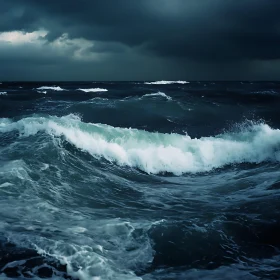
1 81 280 279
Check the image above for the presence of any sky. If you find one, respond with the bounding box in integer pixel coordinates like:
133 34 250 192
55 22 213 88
1 0 280 81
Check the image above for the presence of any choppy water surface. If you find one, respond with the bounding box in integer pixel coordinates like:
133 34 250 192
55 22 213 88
1 81 280 279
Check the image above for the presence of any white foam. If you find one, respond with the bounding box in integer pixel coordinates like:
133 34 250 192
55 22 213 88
142 92 172 100
40 163 49 171
1 115 280 175
37 90 47 94
0 118 12 127
0 182 13 188
0 92 7 95
88 97 109 102
0 160 32 181
144 80 189 85
32 219 152 279
37 86 66 91
78 88 108 93
69 226 87 233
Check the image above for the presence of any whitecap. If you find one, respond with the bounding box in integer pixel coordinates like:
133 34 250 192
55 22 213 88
77 88 108 93
0 92 7 95
37 86 66 91
144 80 189 85
142 91 172 100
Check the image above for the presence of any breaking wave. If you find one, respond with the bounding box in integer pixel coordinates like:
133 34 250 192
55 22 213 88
36 86 66 91
0 92 7 95
142 92 172 100
78 88 108 93
1 115 280 175
144 80 189 85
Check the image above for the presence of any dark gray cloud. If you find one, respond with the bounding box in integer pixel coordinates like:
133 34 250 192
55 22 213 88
1 0 280 80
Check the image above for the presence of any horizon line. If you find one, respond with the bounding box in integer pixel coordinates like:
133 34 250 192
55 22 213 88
1 80 280 83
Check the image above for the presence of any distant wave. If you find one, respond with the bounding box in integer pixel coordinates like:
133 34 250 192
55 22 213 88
37 91 47 94
145 81 189 85
36 86 66 91
1 115 280 175
0 92 7 95
87 97 109 102
78 88 108 93
142 92 172 100
252 90 279 96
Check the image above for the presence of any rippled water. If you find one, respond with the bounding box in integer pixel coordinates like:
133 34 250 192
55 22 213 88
1 81 280 279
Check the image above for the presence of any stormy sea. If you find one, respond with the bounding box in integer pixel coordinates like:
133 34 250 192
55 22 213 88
1 81 280 280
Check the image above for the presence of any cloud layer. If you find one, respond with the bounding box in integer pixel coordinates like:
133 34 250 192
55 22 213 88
1 0 280 80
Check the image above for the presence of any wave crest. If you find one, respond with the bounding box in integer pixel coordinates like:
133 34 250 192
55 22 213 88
1 115 280 175
78 88 108 93
144 81 189 85
142 92 172 100
36 86 66 91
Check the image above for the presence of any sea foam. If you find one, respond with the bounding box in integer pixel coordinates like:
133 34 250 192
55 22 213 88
32 219 152 280
0 92 7 95
1 115 280 175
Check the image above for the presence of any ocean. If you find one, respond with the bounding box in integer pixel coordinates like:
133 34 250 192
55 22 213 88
0 81 280 279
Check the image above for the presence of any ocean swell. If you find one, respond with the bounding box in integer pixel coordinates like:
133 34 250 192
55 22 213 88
1 115 280 175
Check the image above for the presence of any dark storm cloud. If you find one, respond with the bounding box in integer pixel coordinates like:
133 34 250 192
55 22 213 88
1 0 280 80
2 0 280 61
